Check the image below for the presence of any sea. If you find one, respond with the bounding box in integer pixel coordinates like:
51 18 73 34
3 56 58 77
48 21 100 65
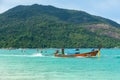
0 48 120 80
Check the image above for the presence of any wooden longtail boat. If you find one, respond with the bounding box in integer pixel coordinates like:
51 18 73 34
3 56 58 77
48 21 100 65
54 48 101 57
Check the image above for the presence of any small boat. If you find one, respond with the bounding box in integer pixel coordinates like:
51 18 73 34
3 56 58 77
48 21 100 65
54 48 101 57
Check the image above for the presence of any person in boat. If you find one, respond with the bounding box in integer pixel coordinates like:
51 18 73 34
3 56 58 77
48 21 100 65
91 48 95 51
75 48 80 54
67 48 80 54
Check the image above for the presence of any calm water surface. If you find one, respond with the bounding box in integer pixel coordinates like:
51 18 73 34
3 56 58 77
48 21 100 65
0 48 120 80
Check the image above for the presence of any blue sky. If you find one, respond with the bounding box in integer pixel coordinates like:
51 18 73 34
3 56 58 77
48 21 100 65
0 0 120 23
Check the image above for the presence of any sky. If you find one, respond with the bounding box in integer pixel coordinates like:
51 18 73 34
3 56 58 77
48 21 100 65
0 0 120 24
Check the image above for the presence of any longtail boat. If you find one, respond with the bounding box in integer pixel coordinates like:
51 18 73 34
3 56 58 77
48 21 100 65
54 48 101 57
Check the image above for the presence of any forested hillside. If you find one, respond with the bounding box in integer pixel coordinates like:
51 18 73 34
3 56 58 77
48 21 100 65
0 4 120 48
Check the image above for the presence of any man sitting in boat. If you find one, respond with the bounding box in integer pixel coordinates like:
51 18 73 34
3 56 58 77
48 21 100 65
75 48 80 54
66 48 80 54
91 48 95 51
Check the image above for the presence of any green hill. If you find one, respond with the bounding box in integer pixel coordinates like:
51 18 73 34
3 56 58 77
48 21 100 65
0 4 120 48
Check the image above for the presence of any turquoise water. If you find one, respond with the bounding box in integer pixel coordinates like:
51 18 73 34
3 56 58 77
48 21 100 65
0 48 120 80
